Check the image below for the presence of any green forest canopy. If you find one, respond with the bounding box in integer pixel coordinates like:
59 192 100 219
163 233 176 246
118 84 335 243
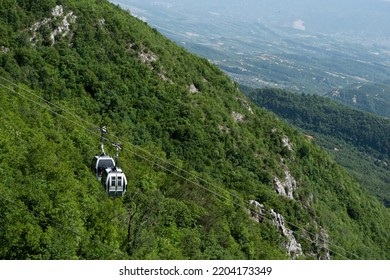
0 0 389 260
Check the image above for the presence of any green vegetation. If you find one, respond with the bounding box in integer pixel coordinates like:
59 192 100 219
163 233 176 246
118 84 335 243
243 86 390 207
0 0 389 260
325 81 390 118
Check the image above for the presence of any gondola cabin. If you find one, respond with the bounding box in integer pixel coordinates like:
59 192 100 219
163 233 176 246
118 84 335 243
92 155 115 181
102 167 127 197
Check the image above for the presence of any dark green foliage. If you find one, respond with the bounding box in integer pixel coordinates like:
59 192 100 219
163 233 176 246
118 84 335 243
0 0 389 260
243 86 390 207
325 81 390 118
244 87 390 157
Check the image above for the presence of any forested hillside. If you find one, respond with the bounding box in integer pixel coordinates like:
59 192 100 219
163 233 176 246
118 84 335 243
0 0 389 260
244 86 390 207
326 81 390 118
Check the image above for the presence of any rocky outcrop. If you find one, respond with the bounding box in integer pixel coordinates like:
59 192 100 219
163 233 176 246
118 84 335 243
50 6 77 46
189 84 199 93
51 5 63 17
29 5 77 46
315 226 331 260
281 136 293 151
270 209 303 258
218 125 230 133
273 169 297 199
139 49 158 65
158 72 173 83
237 97 254 114
1 46 10 53
232 111 245 123
249 200 303 259
98 18 106 27
248 200 267 222
271 128 293 151
30 18 50 44
126 43 158 68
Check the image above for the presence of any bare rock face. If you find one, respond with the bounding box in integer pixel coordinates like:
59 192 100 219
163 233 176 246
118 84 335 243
270 209 303 259
248 200 267 222
51 5 64 17
315 227 331 260
218 125 230 133
189 84 199 93
29 5 77 46
50 9 77 46
281 136 293 151
237 97 254 114
232 111 245 123
271 129 293 152
1 46 10 53
249 200 303 259
139 49 158 65
273 169 297 199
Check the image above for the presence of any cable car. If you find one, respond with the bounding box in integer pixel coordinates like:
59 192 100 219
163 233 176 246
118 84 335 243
92 154 115 181
102 142 127 197
92 127 127 197
102 166 127 197
91 126 115 181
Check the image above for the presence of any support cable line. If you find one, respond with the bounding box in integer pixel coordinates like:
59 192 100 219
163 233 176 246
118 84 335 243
0 75 241 200
0 82 103 140
0 76 361 260
0 75 100 132
0 76 359 260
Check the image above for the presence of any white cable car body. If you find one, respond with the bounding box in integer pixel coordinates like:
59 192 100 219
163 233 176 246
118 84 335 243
91 127 128 197
102 166 128 197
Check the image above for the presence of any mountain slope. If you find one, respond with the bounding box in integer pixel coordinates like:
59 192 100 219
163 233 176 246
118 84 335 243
0 0 389 260
326 81 390 118
243 86 390 208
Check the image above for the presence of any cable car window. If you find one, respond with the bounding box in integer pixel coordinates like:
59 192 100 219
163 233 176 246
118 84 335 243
111 176 116 187
98 159 115 174
118 176 122 188
99 159 115 168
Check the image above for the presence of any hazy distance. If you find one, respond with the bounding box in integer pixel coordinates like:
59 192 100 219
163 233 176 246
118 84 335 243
112 0 390 46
